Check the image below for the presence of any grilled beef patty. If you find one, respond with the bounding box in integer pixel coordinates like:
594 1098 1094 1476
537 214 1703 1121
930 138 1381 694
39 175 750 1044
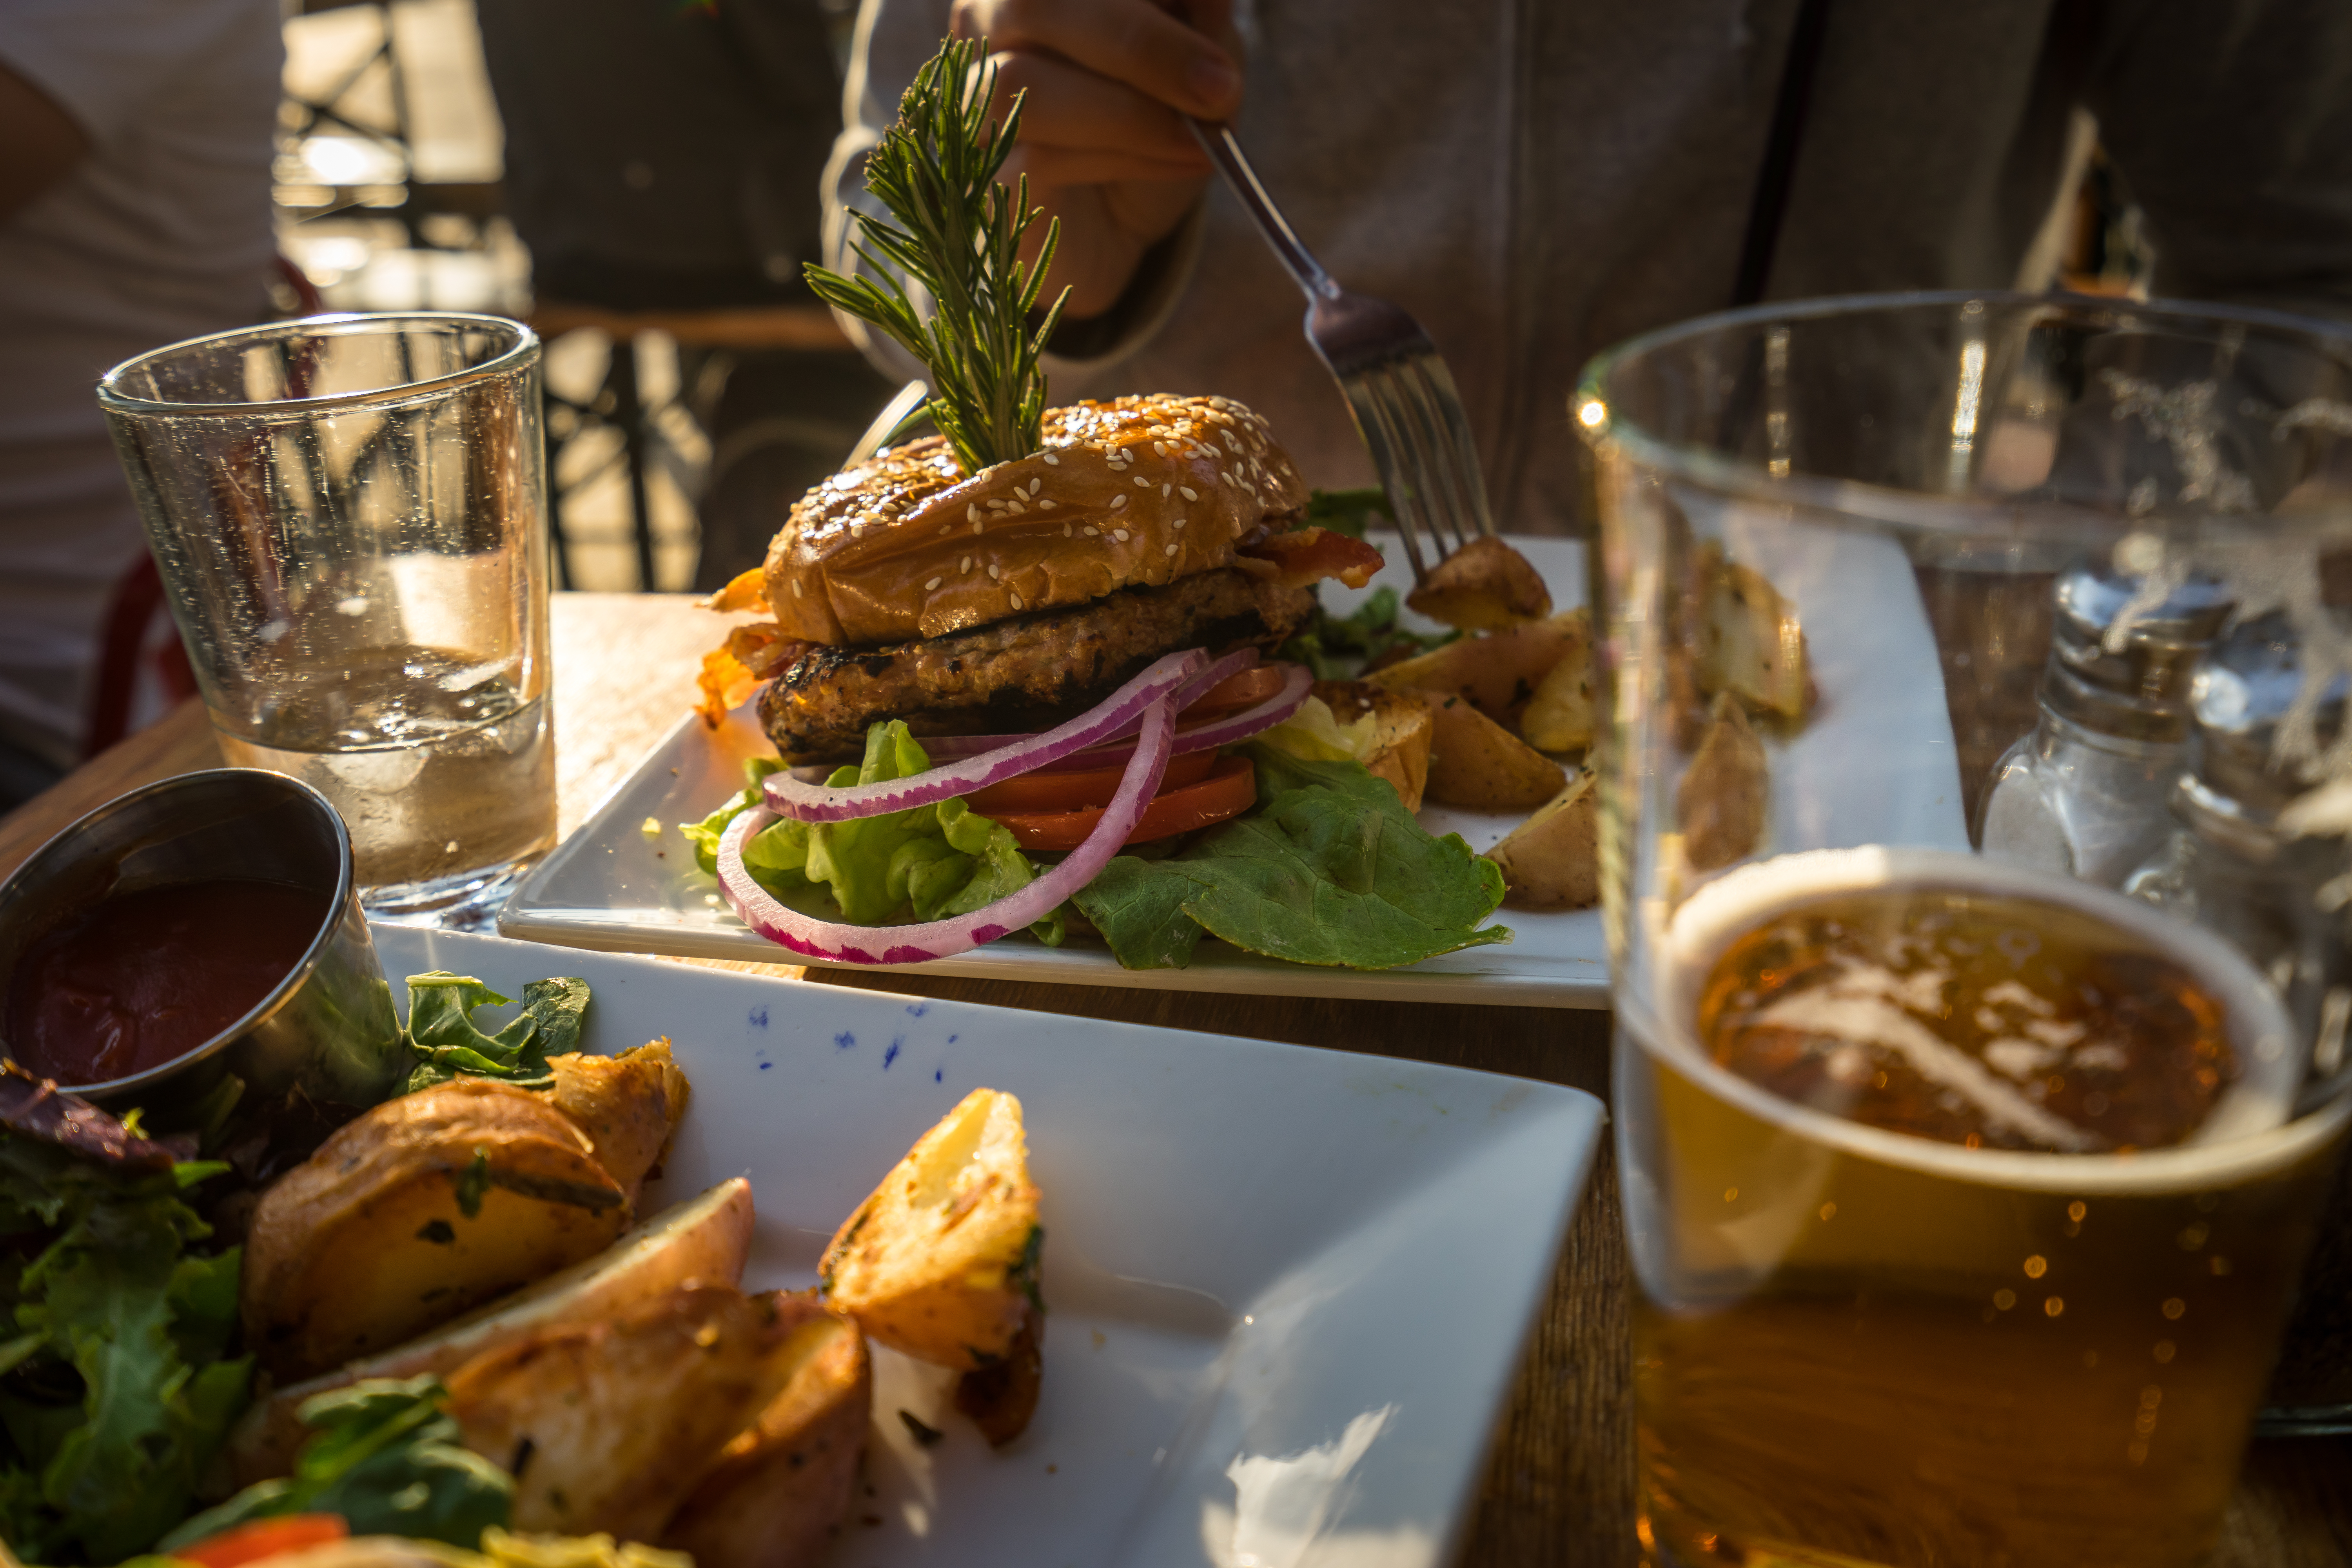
759 567 1316 762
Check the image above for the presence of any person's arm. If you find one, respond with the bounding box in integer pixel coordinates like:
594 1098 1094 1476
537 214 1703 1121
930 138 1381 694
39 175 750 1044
0 55 91 220
2085 0 2352 323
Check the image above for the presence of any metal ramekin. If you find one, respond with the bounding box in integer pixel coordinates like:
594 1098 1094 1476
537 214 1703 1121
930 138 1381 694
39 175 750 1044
0 770 407 1138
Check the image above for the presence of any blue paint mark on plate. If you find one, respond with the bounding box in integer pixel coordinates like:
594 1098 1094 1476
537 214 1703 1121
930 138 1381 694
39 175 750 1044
905 1002 930 1018
834 1031 857 1050
883 1038 901 1070
748 1005 769 1028
933 1068 943 1083
759 1062 772 1070
947 1034 958 1044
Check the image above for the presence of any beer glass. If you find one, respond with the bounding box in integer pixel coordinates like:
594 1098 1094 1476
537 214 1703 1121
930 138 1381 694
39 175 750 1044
1578 294 2352 1568
99 314 555 927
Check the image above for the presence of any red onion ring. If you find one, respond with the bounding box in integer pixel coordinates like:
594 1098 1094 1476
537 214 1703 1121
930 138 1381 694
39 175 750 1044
916 648 1265 766
763 649 1203 823
1163 660 1312 754
717 693 1177 963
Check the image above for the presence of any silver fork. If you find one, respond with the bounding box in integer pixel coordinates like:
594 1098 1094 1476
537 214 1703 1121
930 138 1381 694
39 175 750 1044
1189 119 1497 584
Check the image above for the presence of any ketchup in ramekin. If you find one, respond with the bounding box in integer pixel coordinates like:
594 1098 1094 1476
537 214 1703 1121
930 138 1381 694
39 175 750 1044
5 879 330 1086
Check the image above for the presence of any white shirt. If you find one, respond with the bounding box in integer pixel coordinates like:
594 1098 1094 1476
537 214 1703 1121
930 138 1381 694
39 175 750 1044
0 0 281 764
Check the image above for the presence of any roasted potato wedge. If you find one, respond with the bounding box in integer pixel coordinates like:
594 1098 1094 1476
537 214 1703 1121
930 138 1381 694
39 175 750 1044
243 1080 629 1381
1371 610 1590 731
232 1179 756 1485
445 1283 786 1542
954 1305 1043 1447
1519 619 1595 752
1404 537 1553 631
550 1039 690 1204
1677 693 1769 870
820 1088 1042 1374
1485 769 1599 909
1312 680 1434 812
1693 541 1810 720
1425 693 1568 810
662 1294 871 1568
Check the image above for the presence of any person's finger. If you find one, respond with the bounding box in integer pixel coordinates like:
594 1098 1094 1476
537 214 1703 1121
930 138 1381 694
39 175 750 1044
987 49 1207 169
954 0 1240 120
1001 140 1208 192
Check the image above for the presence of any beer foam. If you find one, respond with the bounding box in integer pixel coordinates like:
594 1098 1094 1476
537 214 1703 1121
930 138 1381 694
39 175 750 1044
1633 847 2346 1194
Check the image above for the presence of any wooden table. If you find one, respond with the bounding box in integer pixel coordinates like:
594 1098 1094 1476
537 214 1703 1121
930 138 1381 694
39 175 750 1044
4 592 2348 1567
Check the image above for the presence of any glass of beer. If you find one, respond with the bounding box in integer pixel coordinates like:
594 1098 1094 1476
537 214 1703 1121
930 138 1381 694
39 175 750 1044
99 314 555 928
1577 293 2352 1567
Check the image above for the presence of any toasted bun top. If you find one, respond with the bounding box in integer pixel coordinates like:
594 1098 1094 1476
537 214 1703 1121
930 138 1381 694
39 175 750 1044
763 393 1309 647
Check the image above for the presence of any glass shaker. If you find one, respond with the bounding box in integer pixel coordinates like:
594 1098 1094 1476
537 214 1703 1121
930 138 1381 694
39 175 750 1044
2125 610 2352 1052
1975 560 2232 886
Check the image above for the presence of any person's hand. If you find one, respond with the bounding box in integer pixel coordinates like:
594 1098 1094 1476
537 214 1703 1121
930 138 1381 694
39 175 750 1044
950 0 1243 320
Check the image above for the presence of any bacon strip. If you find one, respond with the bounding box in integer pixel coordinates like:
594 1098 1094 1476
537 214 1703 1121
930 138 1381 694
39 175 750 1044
1238 527 1387 590
695 622 811 727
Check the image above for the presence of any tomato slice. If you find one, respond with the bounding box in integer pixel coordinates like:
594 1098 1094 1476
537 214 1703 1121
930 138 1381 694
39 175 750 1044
173 1515 350 1568
965 749 1216 814
988 756 1257 852
1180 664 1288 717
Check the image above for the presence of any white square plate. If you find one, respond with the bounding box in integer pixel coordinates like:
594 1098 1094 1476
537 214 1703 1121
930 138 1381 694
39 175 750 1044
498 526 1969 1006
369 925 1605 1568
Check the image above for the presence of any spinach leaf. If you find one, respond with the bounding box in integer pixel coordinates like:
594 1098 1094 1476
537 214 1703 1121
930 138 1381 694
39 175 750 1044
1301 486 1392 539
402 974 590 1093
1073 745 1510 971
1278 585 1459 680
161 1375 511 1552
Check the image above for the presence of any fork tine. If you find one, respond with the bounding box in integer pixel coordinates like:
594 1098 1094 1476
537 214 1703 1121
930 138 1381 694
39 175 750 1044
1368 362 1467 562
1339 373 1433 583
1410 354 1497 541
1385 359 1475 557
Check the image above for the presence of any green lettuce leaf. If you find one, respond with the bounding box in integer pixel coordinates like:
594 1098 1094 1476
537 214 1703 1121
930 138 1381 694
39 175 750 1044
1073 744 1511 971
0 1129 248 1563
1278 584 1459 680
161 1375 511 1552
689 723 1061 943
402 973 590 1093
681 757 790 878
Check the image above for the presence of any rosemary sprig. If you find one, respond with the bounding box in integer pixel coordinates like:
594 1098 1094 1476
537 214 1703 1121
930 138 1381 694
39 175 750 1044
806 37 1069 475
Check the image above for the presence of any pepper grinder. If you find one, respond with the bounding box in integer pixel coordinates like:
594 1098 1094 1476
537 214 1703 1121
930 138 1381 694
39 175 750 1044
2125 611 2351 1053
1975 561 2233 887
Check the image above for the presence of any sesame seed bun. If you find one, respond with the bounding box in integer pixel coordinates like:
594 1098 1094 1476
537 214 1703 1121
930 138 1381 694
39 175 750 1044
762 393 1310 647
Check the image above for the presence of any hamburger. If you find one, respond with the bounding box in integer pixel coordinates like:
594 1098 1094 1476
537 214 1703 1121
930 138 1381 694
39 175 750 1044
739 392 1381 763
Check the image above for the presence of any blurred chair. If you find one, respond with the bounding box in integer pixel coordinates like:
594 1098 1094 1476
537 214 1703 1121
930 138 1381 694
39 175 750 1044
475 0 894 592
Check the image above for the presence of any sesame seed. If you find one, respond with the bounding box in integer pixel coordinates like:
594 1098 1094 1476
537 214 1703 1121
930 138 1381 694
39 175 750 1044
1180 486 1198 500
1160 483 1171 497
1028 478 1042 495
973 520 984 534
1153 441 1169 456
1006 499 1025 513
791 579 804 597
1174 517 1187 529
1042 452 1059 465
1134 476 1150 488
1110 494 1128 510
1039 499 1056 510
1010 591 1023 609
940 524 953 534
1164 543 1179 557
968 504 981 524
988 563 1001 580
1083 526 1099 536
925 576 942 590
961 556 972 572
1112 528 1130 542
1063 521 1073 536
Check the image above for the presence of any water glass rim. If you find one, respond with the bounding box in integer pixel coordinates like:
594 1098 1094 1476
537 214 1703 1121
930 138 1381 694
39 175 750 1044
96 310 540 420
1573 288 2352 541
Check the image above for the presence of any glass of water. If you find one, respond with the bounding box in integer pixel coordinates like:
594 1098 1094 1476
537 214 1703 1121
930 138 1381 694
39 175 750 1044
99 313 556 926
